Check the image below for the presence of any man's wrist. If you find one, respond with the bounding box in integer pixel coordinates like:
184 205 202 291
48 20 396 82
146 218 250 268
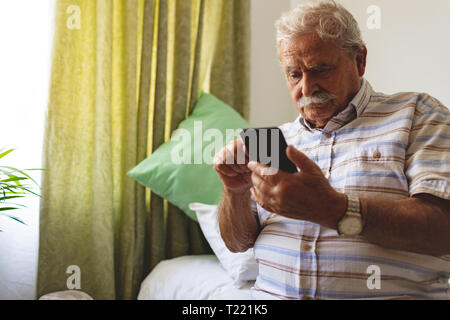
223 186 251 197
326 192 348 230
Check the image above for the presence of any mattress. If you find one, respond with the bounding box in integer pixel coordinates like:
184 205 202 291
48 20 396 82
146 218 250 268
138 255 254 300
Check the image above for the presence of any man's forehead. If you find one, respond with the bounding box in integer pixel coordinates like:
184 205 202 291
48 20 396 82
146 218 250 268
280 33 340 65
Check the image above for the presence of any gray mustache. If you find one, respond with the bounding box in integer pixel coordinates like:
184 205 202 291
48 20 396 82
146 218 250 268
297 91 337 109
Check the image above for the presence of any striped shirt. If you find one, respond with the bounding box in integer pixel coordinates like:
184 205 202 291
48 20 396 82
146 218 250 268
251 78 450 300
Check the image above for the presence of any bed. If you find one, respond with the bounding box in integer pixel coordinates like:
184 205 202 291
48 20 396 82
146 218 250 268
137 203 258 300
138 255 254 300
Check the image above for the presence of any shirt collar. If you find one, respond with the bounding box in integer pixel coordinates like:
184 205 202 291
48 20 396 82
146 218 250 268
351 77 372 117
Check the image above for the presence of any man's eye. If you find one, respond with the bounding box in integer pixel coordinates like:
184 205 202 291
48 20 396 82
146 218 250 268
314 67 334 74
289 73 301 79
312 68 327 74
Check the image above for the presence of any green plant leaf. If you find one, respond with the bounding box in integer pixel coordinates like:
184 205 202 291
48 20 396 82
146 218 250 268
1 202 27 208
15 186 41 198
2 191 27 195
0 166 12 175
1 185 38 196
0 213 26 225
0 148 43 229
0 149 14 159
1 185 22 193
0 167 16 175
0 166 39 186
1 186 18 193
0 176 28 183
1 195 25 201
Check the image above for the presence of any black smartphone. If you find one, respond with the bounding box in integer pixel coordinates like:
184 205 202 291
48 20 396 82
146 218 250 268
240 127 298 174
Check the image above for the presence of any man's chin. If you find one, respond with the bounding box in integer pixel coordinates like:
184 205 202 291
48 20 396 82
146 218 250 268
300 103 332 115
307 108 331 117
308 103 329 109
304 113 332 128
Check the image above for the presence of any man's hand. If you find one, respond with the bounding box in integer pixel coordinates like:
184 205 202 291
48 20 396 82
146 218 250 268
213 139 252 193
214 139 260 253
248 145 347 229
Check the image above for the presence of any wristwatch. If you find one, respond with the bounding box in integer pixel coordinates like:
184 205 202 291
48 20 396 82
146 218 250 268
337 195 363 237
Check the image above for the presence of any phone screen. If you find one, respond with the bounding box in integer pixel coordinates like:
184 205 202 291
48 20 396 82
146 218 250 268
240 127 298 174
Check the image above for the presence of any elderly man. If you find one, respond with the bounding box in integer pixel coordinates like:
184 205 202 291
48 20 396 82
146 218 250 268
213 0 450 300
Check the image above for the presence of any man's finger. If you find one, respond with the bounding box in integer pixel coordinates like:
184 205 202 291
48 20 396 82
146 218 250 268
231 163 250 174
251 172 272 194
251 186 275 214
286 146 322 174
248 161 279 179
231 139 248 166
215 164 238 177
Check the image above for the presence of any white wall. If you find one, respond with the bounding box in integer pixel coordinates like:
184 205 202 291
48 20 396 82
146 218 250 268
0 0 54 300
250 0 299 127
291 0 450 108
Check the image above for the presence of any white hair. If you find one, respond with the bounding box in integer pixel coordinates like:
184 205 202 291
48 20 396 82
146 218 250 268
275 0 366 54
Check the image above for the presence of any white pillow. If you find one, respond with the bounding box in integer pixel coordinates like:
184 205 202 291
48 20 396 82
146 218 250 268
189 202 258 288
137 255 254 300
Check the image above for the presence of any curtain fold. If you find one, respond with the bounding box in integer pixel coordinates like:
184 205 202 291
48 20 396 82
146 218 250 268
38 0 250 300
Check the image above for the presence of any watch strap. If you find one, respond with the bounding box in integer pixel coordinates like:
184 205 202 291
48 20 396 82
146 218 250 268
347 195 361 218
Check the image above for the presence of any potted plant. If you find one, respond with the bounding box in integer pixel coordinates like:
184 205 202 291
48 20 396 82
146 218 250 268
0 148 43 231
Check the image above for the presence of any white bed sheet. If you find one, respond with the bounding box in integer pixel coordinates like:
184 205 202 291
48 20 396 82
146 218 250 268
138 255 254 300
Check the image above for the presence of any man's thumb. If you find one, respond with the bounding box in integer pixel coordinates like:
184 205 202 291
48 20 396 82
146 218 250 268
286 145 321 174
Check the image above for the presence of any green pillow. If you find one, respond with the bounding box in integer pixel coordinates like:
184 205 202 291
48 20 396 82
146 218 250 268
127 92 250 221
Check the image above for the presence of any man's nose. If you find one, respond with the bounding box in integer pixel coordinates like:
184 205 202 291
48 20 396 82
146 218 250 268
301 73 319 98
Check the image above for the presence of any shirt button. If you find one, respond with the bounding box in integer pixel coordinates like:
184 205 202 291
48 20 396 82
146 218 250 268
325 133 332 139
373 151 382 159
301 242 313 252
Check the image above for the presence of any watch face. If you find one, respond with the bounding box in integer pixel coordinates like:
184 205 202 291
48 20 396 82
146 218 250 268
340 216 363 236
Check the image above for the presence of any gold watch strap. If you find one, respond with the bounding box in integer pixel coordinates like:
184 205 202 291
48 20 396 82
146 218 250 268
346 195 361 217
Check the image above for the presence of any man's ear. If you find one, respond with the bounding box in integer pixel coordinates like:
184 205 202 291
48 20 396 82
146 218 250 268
356 46 368 77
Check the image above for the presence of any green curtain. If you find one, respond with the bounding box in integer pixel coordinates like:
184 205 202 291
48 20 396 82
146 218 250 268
37 0 250 300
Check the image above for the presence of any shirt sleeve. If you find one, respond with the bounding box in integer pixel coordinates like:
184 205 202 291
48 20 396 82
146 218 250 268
251 199 274 228
250 198 258 214
405 95 450 200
